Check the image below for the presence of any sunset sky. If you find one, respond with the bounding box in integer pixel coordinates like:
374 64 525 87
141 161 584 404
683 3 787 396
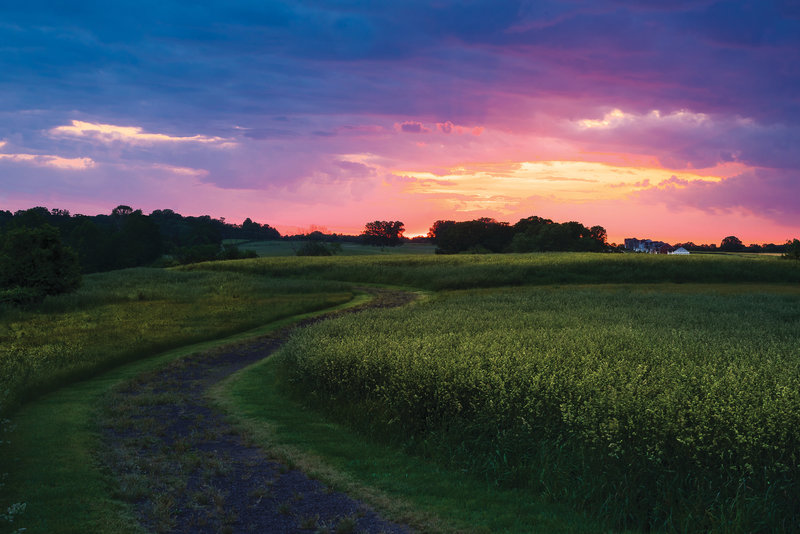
1 1 799 243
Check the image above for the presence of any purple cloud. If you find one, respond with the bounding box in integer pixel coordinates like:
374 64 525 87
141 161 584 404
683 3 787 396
398 121 429 134
638 168 800 224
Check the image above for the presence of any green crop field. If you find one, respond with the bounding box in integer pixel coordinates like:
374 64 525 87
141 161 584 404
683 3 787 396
184 251 800 289
227 239 437 257
274 283 800 532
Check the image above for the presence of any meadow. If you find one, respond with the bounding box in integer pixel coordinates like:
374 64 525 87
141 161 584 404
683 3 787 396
274 284 800 532
2 252 799 533
0 267 353 412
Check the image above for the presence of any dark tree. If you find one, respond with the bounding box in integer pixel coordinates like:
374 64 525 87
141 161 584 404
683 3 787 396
589 226 608 247
361 220 405 247
238 217 280 241
112 205 134 217
507 217 606 253
429 218 514 253
115 210 163 268
296 241 341 256
0 224 81 300
11 207 50 229
720 235 744 252
784 239 800 262
68 218 114 273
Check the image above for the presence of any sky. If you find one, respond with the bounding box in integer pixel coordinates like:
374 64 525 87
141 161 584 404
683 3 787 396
1 1 799 244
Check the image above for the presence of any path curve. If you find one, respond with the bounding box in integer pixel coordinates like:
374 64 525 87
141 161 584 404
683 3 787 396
98 288 417 534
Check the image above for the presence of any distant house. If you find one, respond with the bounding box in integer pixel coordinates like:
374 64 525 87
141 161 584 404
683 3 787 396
624 237 670 253
657 243 673 255
669 247 690 255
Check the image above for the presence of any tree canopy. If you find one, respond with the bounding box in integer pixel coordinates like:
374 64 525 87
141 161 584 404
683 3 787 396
784 238 800 262
0 224 81 303
0 206 283 274
429 216 608 254
361 220 405 247
720 235 745 252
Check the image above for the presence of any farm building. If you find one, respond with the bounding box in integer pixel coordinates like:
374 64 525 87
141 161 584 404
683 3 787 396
624 237 670 253
669 247 690 255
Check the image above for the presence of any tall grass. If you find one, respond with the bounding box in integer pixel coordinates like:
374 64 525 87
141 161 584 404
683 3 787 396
0 267 352 413
183 252 800 290
277 285 800 532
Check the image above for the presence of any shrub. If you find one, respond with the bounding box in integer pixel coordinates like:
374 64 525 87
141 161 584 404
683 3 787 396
783 238 800 262
0 287 45 306
296 241 341 256
0 224 81 298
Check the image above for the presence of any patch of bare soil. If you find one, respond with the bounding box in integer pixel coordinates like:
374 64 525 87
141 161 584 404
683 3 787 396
97 289 416 533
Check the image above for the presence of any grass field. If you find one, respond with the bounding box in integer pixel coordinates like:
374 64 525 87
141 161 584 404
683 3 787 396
0 296 370 534
0 267 353 412
0 271 361 533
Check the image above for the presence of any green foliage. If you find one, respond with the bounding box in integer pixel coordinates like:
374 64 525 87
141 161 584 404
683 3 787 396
173 243 221 264
68 218 114 272
430 216 607 253
361 220 405 247
783 238 800 261
429 218 514 253
0 224 81 298
219 244 258 260
183 252 800 290
0 268 352 413
0 287 45 306
296 241 341 256
115 210 163 268
171 243 257 264
239 217 281 240
277 285 800 532
720 235 745 252
5 205 282 274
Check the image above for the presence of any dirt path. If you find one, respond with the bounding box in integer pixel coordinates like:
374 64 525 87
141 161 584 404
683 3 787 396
97 289 416 534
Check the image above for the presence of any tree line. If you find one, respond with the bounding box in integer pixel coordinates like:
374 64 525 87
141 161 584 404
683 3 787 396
0 205 282 304
428 216 608 254
0 206 280 274
675 235 790 253
3 205 797 305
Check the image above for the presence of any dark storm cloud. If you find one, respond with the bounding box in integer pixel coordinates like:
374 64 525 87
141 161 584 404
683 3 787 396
4 1 798 127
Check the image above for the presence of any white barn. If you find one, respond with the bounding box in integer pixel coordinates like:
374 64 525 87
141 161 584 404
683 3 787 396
669 247 690 255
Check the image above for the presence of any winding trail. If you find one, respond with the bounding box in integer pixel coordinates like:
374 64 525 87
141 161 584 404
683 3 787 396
98 289 417 534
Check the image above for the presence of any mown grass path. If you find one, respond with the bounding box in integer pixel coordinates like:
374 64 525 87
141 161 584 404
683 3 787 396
97 289 417 534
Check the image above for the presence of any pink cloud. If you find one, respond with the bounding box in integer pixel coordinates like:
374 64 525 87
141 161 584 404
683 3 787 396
637 168 800 225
